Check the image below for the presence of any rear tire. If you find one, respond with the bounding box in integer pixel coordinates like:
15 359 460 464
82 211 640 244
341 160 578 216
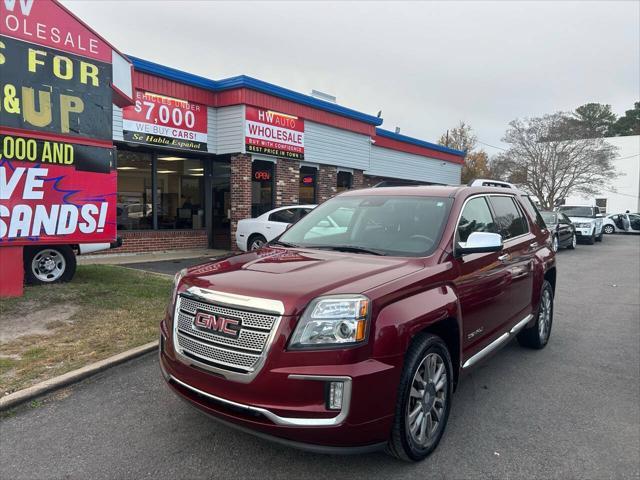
23 245 76 285
387 333 453 462
248 234 267 251
517 280 553 349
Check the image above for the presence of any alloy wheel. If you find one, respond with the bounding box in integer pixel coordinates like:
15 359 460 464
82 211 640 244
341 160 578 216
604 225 614 234
552 236 559 252
406 353 447 447
572 234 577 248
31 249 66 283
250 238 265 250
538 288 552 342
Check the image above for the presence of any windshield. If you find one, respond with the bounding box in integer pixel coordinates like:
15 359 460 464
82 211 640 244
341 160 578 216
279 195 452 257
540 212 557 224
558 206 594 217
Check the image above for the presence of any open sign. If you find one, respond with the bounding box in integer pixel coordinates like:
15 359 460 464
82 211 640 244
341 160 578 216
302 176 314 185
254 170 271 181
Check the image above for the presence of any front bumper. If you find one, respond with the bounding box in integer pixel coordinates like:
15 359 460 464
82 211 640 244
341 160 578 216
159 328 400 450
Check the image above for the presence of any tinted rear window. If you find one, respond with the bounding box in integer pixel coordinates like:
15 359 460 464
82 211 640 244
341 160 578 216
489 196 528 239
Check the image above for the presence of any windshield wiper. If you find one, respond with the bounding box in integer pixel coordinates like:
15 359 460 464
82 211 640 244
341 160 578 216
270 240 299 248
305 245 386 256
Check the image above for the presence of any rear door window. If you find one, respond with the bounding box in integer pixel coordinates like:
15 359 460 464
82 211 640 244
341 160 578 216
489 196 529 239
456 197 497 243
269 208 298 224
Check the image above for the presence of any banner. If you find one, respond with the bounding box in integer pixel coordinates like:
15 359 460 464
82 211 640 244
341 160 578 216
122 90 209 152
0 0 128 248
245 106 304 159
0 35 112 141
0 134 116 246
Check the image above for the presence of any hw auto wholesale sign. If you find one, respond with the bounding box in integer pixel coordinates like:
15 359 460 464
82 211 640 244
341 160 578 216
0 0 128 246
245 106 304 159
123 90 209 152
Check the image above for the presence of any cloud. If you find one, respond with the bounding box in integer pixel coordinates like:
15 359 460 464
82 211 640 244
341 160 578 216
63 0 639 154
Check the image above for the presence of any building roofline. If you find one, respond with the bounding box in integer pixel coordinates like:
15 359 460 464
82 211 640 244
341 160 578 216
375 128 466 157
127 56 383 126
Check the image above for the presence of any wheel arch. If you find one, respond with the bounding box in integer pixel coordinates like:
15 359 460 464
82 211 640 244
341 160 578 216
372 285 462 385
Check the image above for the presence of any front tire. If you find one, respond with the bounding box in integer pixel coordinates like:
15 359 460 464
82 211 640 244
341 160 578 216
603 224 615 234
596 231 603 242
517 280 553 349
24 245 76 285
387 333 453 462
586 231 595 245
551 235 559 253
567 233 576 250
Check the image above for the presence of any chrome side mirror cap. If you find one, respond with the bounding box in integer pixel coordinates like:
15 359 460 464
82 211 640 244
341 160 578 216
456 232 503 256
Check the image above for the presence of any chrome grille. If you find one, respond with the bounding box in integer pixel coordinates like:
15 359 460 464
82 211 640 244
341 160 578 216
174 294 280 374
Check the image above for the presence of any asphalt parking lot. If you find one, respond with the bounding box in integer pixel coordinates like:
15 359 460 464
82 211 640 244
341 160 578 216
1 235 639 479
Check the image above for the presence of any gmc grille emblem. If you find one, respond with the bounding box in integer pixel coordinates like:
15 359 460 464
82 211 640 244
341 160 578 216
193 312 241 338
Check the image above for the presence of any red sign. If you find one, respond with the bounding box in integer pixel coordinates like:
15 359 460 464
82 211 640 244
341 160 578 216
302 175 314 185
0 136 116 246
245 107 304 159
0 0 111 62
122 90 209 152
254 170 271 181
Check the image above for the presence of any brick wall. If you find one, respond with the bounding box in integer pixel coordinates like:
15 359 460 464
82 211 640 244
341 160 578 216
229 154 252 251
108 230 208 254
275 158 300 207
352 170 364 189
317 165 338 203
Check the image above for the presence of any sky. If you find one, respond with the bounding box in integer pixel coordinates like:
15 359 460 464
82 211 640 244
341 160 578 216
63 0 640 155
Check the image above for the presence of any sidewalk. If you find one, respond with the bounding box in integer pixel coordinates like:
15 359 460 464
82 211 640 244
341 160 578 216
77 248 229 266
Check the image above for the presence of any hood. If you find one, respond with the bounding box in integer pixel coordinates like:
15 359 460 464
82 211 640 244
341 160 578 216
181 247 425 315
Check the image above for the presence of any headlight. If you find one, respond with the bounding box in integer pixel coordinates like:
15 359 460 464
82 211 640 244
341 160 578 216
289 295 370 349
578 222 592 228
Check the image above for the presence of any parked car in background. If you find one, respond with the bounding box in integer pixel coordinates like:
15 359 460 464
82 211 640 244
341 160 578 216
161 185 556 461
540 211 576 251
556 205 603 245
603 213 640 234
235 205 316 251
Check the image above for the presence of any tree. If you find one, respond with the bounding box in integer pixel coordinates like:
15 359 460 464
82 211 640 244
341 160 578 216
609 102 640 136
438 121 490 183
492 113 618 209
561 103 617 139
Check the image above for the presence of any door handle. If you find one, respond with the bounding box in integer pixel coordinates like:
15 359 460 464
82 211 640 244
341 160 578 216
498 254 510 262
529 242 538 249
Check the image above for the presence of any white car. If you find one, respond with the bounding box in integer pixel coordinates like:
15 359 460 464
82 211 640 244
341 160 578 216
603 213 640 234
556 205 604 244
236 205 316 251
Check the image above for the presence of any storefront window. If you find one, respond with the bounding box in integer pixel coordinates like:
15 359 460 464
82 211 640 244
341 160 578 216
299 166 317 204
116 151 153 230
252 160 274 217
337 171 353 193
156 156 205 229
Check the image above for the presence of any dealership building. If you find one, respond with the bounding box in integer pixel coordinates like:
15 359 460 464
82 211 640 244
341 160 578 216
111 57 465 252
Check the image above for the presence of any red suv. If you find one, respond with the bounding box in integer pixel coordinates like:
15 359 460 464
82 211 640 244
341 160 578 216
159 186 555 461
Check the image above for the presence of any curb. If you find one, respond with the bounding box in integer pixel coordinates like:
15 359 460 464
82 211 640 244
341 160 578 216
0 341 159 412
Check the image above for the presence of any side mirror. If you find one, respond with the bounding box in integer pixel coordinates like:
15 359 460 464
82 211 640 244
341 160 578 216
456 232 503 256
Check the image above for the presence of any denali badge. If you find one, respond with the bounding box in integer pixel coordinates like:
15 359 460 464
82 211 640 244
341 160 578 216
193 312 241 338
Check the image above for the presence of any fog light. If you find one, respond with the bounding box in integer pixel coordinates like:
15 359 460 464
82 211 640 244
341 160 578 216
327 381 344 410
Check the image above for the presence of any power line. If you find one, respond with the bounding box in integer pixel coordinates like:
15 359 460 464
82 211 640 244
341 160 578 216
476 140 508 151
